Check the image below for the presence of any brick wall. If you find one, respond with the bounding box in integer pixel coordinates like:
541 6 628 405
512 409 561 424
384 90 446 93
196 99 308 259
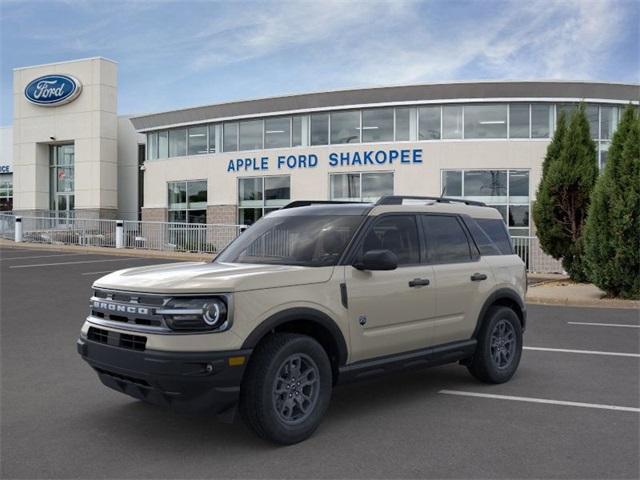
141 208 167 223
207 205 237 225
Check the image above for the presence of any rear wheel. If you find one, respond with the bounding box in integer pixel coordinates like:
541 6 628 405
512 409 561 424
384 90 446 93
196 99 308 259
467 306 522 384
239 333 332 444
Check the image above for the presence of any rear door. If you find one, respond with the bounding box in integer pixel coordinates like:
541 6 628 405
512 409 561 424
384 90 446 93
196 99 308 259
345 214 436 362
420 214 493 345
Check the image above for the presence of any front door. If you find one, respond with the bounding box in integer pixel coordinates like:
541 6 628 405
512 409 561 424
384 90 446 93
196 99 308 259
345 214 436 362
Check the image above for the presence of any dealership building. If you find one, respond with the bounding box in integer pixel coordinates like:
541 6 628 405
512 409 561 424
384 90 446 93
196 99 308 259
5 57 638 236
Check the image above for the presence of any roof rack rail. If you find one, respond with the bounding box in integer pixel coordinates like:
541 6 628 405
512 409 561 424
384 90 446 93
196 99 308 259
375 195 486 207
281 200 366 209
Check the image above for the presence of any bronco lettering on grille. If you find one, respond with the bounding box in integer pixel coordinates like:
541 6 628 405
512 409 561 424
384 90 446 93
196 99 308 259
91 301 150 315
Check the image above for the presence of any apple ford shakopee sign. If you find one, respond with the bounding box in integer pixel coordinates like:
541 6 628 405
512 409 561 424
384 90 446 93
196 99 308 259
24 74 82 106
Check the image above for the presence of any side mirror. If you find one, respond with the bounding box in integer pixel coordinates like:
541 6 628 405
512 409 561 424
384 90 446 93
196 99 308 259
353 249 398 271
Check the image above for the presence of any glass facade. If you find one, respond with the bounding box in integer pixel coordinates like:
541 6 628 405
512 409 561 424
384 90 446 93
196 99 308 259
464 104 507 139
238 176 290 225
330 110 360 144
362 108 394 143
419 106 440 140
265 117 291 149
330 172 393 202
144 102 624 161
0 173 12 211
49 144 75 219
168 180 207 223
442 169 530 236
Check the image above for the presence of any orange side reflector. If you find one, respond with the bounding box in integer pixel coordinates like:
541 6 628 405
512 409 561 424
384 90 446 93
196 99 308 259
228 356 246 367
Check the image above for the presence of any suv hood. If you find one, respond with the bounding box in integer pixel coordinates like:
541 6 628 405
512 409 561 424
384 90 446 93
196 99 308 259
92 261 335 294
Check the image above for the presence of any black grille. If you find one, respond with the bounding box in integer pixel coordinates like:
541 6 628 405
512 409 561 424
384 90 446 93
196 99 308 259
87 326 109 344
119 333 147 351
87 327 147 351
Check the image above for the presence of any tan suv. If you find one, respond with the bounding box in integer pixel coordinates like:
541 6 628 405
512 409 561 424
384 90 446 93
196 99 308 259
77 196 526 444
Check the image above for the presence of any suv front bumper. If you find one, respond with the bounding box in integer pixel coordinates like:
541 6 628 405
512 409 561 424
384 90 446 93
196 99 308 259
77 336 251 413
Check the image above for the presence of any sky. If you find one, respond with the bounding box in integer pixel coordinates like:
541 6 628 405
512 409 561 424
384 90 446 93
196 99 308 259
1 0 638 126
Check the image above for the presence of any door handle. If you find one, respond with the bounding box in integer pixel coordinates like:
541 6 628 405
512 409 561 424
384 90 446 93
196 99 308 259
409 278 430 287
470 273 488 282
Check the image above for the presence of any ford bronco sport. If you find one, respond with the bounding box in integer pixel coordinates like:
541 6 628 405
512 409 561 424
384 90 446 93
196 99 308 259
77 195 526 444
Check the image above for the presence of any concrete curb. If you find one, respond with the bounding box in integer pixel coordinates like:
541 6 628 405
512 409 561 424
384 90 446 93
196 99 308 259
0 238 213 262
526 294 640 310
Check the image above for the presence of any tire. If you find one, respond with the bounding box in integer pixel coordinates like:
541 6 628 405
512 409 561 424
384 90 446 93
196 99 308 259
467 306 522 384
239 333 332 445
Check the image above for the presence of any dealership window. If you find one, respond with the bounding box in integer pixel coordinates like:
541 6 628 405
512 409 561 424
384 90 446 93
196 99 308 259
208 124 217 153
239 120 264 150
419 106 441 140
147 132 158 160
464 104 507 139
509 104 529 138
265 117 291 149
223 122 239 152
442 169 530 236
0 173 12 211
187 126 208 155
330 110 360 144
531 104 552 138
330 172 393 202
238 176 290 225
362 108 394 143
49 144 75 218
310 113 329 145
442 105 463 139
292 116 303 147
585 104 599 140
168 180 207 223
157 131 168 159
600 106 619 140
395 107 411 141
168 128 187 157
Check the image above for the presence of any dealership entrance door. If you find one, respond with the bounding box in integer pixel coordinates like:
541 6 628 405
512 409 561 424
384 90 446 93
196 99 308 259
50 144 75 221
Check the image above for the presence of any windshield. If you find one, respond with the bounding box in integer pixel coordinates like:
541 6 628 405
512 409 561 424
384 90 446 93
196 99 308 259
216 214 363 266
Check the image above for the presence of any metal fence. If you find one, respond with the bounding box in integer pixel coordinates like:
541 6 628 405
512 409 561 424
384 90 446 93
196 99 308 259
1 213 564 272
0 213 15 240
512 236 564 274
122 220 244 253
0 213 245 255
20 216 118 247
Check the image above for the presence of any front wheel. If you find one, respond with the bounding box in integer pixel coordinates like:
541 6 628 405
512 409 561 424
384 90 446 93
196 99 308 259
239 333 332 445
467 306 522 384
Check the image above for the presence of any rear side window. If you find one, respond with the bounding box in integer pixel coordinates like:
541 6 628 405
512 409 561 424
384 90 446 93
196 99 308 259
421 215 472 264
359 215 420 265
476 218 513 255
465 219 502 256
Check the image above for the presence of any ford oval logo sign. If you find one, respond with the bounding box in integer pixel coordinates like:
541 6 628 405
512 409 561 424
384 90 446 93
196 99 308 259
24 74 82 106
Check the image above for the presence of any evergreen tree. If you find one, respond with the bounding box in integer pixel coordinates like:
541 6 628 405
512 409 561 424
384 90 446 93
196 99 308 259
533 112 567 262
532 104 598 281
584 106 640 298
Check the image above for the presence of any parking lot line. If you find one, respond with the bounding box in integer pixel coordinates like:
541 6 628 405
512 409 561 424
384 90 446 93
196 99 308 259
0 253 88 261
81 270 122 275
524 346 640 358
438 390 640 413
568 321 640 329
9 258 138 269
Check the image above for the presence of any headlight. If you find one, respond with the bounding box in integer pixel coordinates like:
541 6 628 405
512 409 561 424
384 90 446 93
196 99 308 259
158 296 230 332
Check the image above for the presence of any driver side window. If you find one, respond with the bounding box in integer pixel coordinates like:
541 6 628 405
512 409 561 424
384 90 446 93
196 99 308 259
359 215 420 266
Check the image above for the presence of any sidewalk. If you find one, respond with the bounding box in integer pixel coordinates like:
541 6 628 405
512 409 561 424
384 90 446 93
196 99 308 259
0 238 213 261
527 280 640 310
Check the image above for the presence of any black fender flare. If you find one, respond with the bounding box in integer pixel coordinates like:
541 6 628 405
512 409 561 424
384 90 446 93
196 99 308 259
472 288 527 338
241 307 349 367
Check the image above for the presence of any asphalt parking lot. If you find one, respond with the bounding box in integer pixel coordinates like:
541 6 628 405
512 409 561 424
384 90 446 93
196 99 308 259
1 245 638 479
